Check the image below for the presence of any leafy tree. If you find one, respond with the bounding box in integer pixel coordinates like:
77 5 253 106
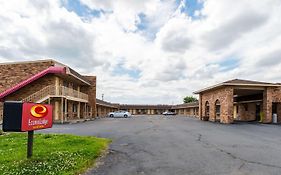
183 96 198 103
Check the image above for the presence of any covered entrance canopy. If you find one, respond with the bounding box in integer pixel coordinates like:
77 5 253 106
233 88 264 122
194 79 281 124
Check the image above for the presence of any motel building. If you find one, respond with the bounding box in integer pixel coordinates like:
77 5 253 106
0 59 97 123
119 104 173 115
194 79 281 124
172 102 199 117
96 99 118 117
119 104 200 116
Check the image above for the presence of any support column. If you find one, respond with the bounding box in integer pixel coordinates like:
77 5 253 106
64 99 68 121
55 101 59 121
96 105 99 117
263 88 273 123
209 99 216 122
55 77 60 95
84 103 87 119
61 98 64 123
77 102 81 119
90 106 93 119
199 94 202 120
221 87 234 124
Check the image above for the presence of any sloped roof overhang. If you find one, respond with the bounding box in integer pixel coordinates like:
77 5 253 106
0 66 66 101
194 82 281 94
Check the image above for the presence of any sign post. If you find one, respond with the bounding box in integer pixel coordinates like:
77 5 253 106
27 131 34 158
2 102 53 158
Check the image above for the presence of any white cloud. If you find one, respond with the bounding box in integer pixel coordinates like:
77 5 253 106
0 0 281 104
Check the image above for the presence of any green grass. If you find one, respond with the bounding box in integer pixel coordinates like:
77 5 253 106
0 132 111 175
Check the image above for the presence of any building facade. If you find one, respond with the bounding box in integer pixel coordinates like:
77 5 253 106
172 102 199 117
194 79 281 124
0 60 96 123
119 103 199 116
96 99 118 117
119 104 172 115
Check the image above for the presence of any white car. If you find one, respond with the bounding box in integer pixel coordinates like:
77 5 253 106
108 111 132 118
162 111 176 116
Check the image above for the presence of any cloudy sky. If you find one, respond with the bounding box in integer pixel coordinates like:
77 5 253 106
0 0 281 104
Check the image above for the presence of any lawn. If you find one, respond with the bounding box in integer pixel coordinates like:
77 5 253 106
0 132 111 175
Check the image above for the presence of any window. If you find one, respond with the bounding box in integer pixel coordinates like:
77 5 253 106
215 100 221 120
205 101 210 117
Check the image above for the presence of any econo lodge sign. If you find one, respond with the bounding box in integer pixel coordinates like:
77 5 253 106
22 103 52 131
3 102 53 132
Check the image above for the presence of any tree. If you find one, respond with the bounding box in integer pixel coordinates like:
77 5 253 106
183 96 198 103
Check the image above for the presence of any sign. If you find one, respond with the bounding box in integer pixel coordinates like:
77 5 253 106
3 102 53 132
22 103 52 131
3 101 53 158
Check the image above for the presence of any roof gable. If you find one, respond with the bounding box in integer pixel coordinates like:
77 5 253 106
223 79 274 85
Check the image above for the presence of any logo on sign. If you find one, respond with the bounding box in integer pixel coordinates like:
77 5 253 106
30 105 48 118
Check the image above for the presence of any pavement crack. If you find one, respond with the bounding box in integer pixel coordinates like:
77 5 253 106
238 162 245 170
196 134 281 170
216 146 281 169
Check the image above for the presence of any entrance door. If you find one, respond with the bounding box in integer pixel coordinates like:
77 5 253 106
255 104 261 121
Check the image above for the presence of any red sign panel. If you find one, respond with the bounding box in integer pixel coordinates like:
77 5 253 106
21 103 53 131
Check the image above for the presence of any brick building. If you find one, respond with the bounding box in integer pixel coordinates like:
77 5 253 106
96 99 118 117
172 102 199 117
194 79 281 124
119 103 199 116
0 59 96 123
119 104 172 115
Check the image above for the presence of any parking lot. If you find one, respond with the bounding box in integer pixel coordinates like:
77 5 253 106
43 115 281 175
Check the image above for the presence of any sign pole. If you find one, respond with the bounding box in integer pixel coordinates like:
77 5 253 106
27 130 34 158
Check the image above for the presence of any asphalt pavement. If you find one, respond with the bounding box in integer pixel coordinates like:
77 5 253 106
42 115 281 175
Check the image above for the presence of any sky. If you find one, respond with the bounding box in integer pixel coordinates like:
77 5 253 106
0 0 281 104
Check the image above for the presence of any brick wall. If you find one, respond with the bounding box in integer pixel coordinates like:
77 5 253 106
200 86 234 124
271 87 281 102
263 87 274 123
261 87 281 123
236 103 258 121
0 60 55 93
82 76 97 118
272 87 281 123
97 105 117 117
4 74 56 101
175 107 199 116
